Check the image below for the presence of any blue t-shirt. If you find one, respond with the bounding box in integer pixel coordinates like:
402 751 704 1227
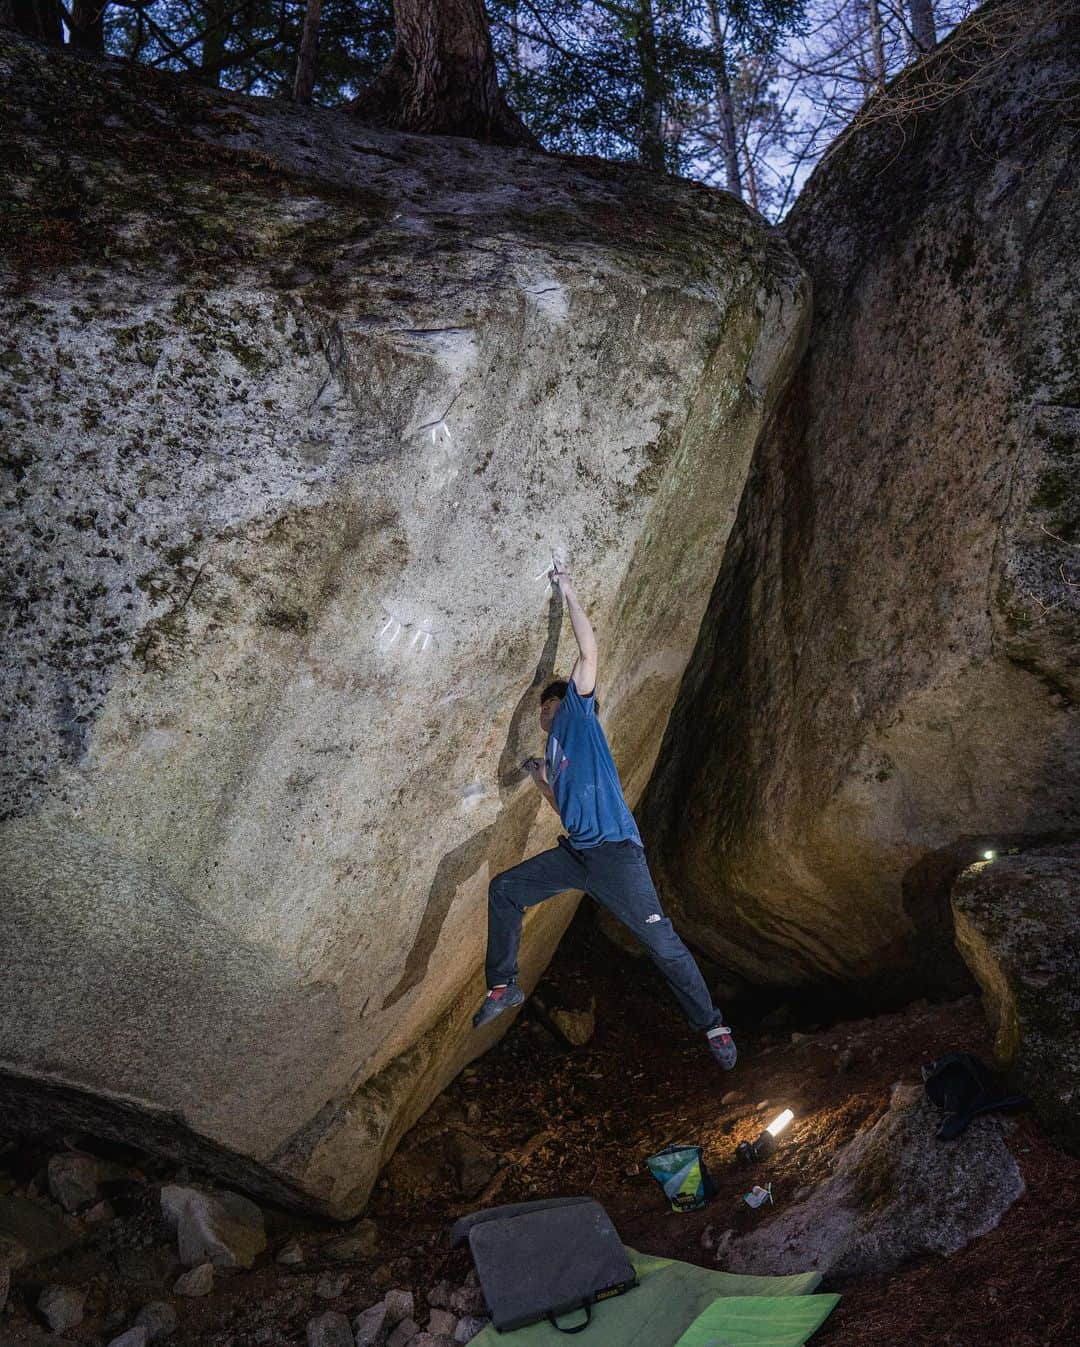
545 679 642 849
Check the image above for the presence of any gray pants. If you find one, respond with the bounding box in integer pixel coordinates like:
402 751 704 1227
485 835 722 1032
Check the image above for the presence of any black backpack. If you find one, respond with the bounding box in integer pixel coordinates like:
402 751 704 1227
921 1051 1029 1140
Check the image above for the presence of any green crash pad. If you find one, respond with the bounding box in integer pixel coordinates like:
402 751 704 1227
469 1247 837 1347
673 1294 841 1347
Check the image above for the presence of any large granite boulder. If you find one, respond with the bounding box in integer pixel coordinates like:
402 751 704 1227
0 36 807 1215
642 1 1080 1003
952 845 1080 1152
724 1083 1024 1277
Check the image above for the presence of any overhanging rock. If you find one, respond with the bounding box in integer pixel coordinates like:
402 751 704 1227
0 35 807 1216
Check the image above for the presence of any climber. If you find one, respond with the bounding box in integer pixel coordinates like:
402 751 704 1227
473 564 737 1070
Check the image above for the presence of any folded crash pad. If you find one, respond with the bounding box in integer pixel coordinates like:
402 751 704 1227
450 1197 637 1331
469 1247 835 1346
673 1294 841 1347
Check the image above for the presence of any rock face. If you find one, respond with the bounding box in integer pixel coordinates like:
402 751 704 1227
0 35 806 1216
643 1 1080 1002
725 1084 1024 1276
952 846 1080 1152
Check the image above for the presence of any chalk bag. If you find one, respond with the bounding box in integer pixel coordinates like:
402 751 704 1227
645 1143 716 1212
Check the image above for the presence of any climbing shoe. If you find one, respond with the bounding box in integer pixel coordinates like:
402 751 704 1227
706 1025 737 1070
472 983 525 1028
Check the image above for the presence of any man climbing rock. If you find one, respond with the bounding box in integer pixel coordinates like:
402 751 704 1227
474 565 737 1070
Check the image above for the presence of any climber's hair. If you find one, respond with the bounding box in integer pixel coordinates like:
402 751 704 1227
541 678 598 713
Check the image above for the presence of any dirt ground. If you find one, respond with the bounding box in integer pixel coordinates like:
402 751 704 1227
2 907 1078 1346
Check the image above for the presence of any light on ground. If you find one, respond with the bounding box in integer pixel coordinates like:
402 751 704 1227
737 1107 796 1164
766 1108 794 1137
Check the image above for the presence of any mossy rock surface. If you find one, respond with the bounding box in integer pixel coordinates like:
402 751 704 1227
0 35 807 1215
641 0 1080 1004
953 845 1080 1152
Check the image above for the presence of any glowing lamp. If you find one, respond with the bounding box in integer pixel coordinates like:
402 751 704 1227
983 850 996 861
736 1109 795 1164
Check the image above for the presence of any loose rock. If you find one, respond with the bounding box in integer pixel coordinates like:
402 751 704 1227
387 1319 420 1347
324 1227 378 1261
160 1185 266 1268
383 1288 415 1326
47 1153 111 1213
0 1194 82 1266
174 1262 214 1297
276 1237 304 1264
135 1299 178 1341
448 1285 485 1317
549 1003 596 1047
109 1331 150 1347
353 1301 388 1347
453 1317 490 1344
427 1308 457 1336
38 1284 86 1333
448 1134 500 1198
307 1310 355 1347
317 1271 350 1299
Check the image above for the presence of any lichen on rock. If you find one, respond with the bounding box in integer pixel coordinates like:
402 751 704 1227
0 33 807 1215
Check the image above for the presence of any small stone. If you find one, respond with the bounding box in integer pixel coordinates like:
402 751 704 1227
48 1153 105 1213
464 1103 482 1127
448 1133 500 1198
836 1048 857 1074
160 1185 266 1268
453 1317 490 1344
174 1262 214 1296
353 1301 388 1346
428 1280 453 1309
699 1223 716 1251
721 1090 743 1106
755 1100 771 1111
109 1331 150 1347
307 1310 355 1347
448 1285 485 1316
38 1283 86 1333
387 1318 420 1347
383 1288 415 1326
84 1199 116 1224
277 1237 304 1264
135 1299 178 1341
324 1227 378 1261
790 1031 810 1044
317 1271 350 1299
427 1308 457 1336
549 1004 596 1046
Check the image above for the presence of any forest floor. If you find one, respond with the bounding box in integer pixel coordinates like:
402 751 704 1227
2 908 1077 1346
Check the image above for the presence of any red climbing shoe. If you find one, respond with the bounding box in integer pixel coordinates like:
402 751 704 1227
707 1025 738 1070
472 982 525 1028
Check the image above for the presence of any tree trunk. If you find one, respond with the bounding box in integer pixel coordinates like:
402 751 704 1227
634 0 666 172
866 0 886 95
200 0 229 87
1 0 63 45
293 0 323 102
742 139 760 213
908 0 937 54
69 0 105 53
708 1 742 198
353 0 538 147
